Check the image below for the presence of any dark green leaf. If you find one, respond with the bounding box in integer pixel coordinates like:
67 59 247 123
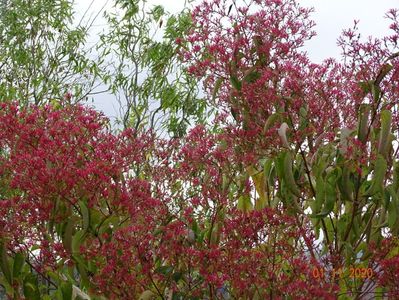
155 265 173 275
243 70 261 83
12 252 25 279
230 75 242 91
61 282 73 300
23 273 40 300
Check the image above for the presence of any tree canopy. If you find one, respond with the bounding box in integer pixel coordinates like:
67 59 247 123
0 0 399 299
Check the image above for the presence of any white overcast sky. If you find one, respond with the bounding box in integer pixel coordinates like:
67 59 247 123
75 0 399 119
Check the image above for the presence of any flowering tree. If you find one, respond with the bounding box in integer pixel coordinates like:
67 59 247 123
182 0 399 297
0 0 399 299
0 102 336 299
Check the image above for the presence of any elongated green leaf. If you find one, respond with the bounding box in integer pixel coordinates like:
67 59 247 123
23 273 40 300
12 252 25 279
282 152 301 197
0 241 12 285
61 282 73 300
353 215 361 240
338 165 353 202
155 265 173 275
339 128 353 155
210 222 221 245
358 80 372 95
371 84 381 102
312 176 325 215
262 113 280 133
243 69 261 83
230 75 241 91
393 161 399 193
72 230 86 255
387 185 399 232
212 77 223 102
62 218 75 254
77 262 90 289
357 104 370 143
263 159 273 181
221 174 229 192
337 213 350 240
79 201 90 232
312 168 340 218
246 165 267 209
378 110 392 157
237 194 253 212
365 155 387 196
98 215 120 236
375 63 393 85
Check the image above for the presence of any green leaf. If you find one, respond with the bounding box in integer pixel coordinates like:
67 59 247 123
72 230 86 255
237 194 253 212
76 262 90 289
352 214 362 240
374 287 386 299
243 69 261 83
23 273 40 300
139 290 156 300
247 165 267 210
312 176 325 215
365 155 387 197
375 63 393 85
343 241 356 263
251 169 267 210
79 201 90 232
299 106 307 118
357 104 370 143
358 80 372 94
61 282 73 300
62 218 75 254
282 152 301 197
151 5 165 22
337 214 350 240
0 241 12 285
262 113 280 133
212 77 223 102
155 265 173 275
378 110 392 157
12 252 25 279
230 75 242 91
312 168 340 218
339 128 354 155
393 160 399 193
371 84 381 102
263 159 273 182
298 106 309 131
172 272 183 283
387 185 399 232
338 164 354 202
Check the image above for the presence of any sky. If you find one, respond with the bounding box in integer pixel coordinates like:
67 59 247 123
301 0 398 62
75 0 399 119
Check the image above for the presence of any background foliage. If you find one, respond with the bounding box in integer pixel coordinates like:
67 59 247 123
0 0 399 299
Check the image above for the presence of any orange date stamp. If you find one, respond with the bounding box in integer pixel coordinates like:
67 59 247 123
312 266 374 280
